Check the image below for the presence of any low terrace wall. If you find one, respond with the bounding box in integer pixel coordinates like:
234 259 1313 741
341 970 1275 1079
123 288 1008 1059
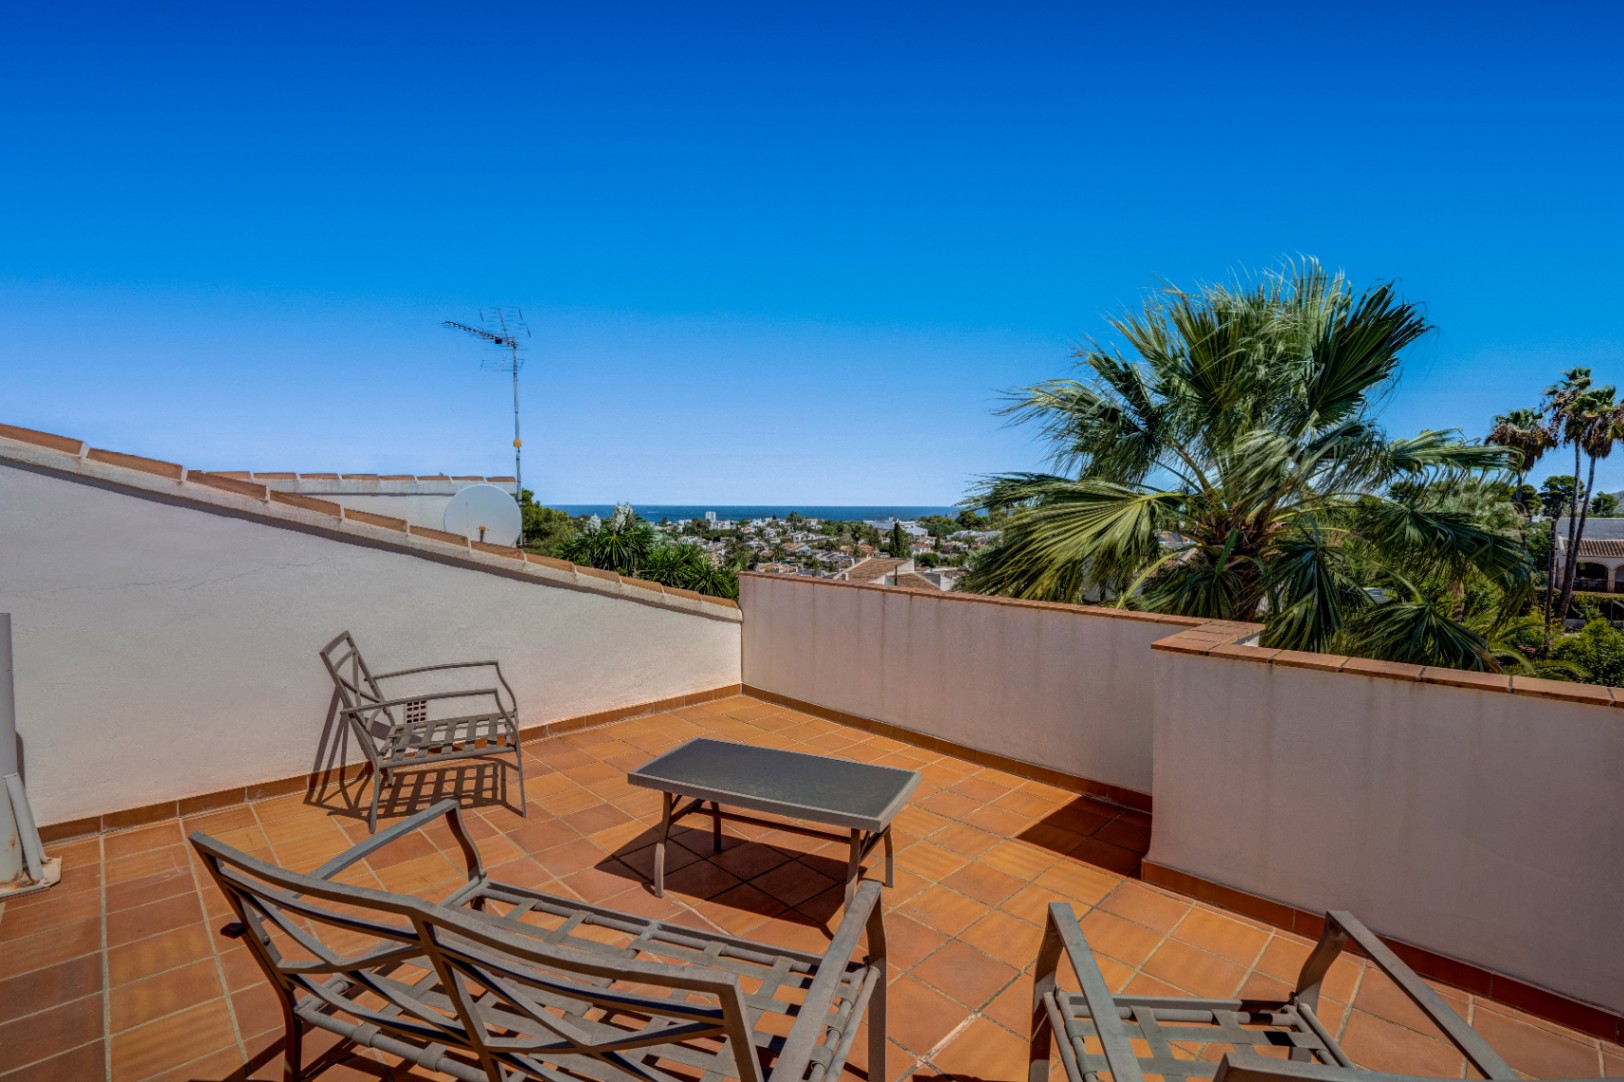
1146 639 1624 1021
739 572 1202 800
741 572 1624 1023
0 456 741 827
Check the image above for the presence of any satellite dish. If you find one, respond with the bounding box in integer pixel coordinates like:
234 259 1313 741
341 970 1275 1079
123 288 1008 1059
444 484 522 546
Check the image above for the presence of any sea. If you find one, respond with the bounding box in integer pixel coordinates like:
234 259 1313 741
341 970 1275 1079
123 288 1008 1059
553 505 961 523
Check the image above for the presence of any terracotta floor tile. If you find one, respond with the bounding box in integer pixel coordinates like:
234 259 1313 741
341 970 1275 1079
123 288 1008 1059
1066 837 1143 876
1141 939 1247 997
964 802 1035 839
887 975 972 1056
0 917 102 978
928 1016 1029 1082
1339 1009 1466 1077
710 840 797 881
1071 908 1163 969
1171 906 1271 967
896 885 986 938
106 890 203 948
0 1038 104 1081
103 821 186 860
109 956 224 1033
0 951 102 1022
977 840 1059 883
880 912 953 972
1253 935 1362 1003
755 860 838 908
897 840 972 884
928 821 1002 859
558 861 640 903
1349 969 1449 1034
1471 1002 1607 1079
1017 822 1086 856
1033 860 1120 907
1122 972 1187 997
111 997 239 1080
659 858 744 901
917 789 982 822
105 865 197 913
911 940 1020 1010
941 863 1025 907
0 993 103 1074
1041 799 1115 838
960 910 1045 970
1097 880 1191 934
1095 815 1152 852
982 977 1039 1034
1237 970 1295 1002
0 883 102 938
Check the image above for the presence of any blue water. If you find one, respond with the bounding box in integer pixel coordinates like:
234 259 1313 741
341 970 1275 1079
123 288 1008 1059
553 504 963 522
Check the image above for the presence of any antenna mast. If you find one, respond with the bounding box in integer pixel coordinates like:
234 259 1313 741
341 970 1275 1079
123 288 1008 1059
442 307 531 535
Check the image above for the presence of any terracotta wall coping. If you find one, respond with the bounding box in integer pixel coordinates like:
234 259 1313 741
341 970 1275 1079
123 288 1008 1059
739 570 1206 627
1152 620 1623 706
0 423 739 623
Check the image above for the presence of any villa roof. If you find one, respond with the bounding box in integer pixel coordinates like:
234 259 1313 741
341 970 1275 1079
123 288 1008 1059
0 422 737 619
845 557 907 583
1576 539 1624 558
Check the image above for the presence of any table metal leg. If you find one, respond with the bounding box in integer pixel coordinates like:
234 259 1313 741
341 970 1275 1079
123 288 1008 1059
711 800 722 853
845 827 862 905
883 825 895 887
654 791 673 898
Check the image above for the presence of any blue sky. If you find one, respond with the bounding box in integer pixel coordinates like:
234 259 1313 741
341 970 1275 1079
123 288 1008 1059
3 2 1622 503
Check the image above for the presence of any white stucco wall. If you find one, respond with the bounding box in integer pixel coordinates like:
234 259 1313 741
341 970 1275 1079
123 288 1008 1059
1147 649 1624 1013
0 463 740 825
740 573 1188 795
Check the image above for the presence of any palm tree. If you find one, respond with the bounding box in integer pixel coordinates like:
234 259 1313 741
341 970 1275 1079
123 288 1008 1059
1488 407 1558 637
1487 408 1555 486
1543 371 1620 626
962 261 1526 669
1562 391 1623 621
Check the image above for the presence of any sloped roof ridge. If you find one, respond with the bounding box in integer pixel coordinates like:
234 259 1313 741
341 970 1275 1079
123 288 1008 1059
0 422 737 620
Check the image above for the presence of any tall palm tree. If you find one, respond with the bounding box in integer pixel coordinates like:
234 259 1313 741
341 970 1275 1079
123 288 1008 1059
962 261 1526 669
1543 371 1619 626
1487 408 1555 486
1488 407 1558 636
1559 390 1623 621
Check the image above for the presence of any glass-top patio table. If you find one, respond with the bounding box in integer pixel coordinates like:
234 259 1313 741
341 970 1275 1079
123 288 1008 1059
627 737 922 903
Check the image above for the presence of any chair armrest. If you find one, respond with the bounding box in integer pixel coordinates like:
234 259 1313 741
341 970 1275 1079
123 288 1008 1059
1032 903 1146 1082
1295 912 1516 1080
770 881 886 1082
373 661 517 712
341 688 511 717
308 798 486 885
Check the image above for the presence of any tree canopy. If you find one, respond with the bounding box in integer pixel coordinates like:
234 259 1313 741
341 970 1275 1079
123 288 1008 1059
962 261 1526 668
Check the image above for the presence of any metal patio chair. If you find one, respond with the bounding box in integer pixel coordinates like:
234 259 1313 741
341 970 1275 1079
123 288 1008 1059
191 799 889 1082
320 630 526 830
1028 903 1581 1082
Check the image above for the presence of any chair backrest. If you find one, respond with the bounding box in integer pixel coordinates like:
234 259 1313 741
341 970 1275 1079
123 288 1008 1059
320 630 397 738
190 832 764 1082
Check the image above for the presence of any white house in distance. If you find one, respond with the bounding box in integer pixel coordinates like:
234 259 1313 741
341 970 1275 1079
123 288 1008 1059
1554 517 1624 592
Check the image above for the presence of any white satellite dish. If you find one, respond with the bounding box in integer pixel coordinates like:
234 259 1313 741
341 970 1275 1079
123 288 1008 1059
444 483 522 546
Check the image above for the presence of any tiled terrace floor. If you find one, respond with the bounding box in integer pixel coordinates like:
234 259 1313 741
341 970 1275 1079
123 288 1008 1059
2 694 1620 1081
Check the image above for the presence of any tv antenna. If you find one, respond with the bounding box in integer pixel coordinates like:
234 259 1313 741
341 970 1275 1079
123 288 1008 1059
442 307 531 531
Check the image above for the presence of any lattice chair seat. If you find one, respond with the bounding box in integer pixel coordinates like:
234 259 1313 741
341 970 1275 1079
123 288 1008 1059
192 799 887 1082
1029 904 1539 1082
